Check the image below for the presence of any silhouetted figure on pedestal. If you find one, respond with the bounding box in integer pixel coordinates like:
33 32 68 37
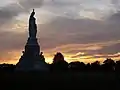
16 9 49 71
29 9 37 38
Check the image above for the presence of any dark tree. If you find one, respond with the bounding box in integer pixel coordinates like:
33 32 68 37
91 61 101 71
0 64 16 73
68 61 85 72
102 58 115 72
50 52 68 72
115 60 120 72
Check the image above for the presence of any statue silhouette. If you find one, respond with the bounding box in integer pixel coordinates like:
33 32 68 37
29 9 37 38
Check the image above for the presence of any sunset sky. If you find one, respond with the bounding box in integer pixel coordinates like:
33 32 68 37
0 0 120 64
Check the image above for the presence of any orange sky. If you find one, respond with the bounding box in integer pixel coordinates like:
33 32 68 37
0 45 120 65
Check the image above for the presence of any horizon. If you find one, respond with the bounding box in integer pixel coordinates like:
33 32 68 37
0 0 120 64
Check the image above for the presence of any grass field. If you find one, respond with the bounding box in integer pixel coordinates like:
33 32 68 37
1 72 120 89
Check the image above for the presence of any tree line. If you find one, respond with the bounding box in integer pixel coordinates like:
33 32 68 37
0 52 120 73
50 52 120 72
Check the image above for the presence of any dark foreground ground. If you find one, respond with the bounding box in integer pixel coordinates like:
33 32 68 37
1 72 120 90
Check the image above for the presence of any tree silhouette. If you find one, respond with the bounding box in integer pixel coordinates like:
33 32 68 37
115 60 120 72
0 64 16 73
68 61 85 72
102 58 115 72
91 61 101 71
85 63 91 71
50 52 68 72
1 54 120 73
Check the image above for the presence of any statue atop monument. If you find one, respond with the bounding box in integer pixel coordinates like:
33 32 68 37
16 9 49 71
29 9 37 38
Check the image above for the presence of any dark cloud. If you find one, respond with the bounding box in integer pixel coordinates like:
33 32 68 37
93 55 120 59
0 31 27 52
36 12 120 59
111 0 120 10
19 0 43 10
98 43 120 54
107 11 120 24
0 4 23 25
0 0 43 25
38 15 120 49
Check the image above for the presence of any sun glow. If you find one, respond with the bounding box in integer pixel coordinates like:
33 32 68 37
0 51 120 65
0 46 120 64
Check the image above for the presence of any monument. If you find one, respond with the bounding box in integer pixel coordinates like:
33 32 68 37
16 9 49 71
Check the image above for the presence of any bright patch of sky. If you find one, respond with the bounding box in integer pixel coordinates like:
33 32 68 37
0 0 16 8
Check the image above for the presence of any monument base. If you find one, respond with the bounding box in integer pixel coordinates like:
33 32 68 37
16 55 49 71
16 38 49 71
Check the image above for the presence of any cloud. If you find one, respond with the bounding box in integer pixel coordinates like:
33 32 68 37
18 0 43 10
38 15 120 49
98 43 120 54
42 0 117 20
37 12 120 63
0 30 28 52
0 0 43 25
107 11 120 24
111 0 120 10
0 0 118 26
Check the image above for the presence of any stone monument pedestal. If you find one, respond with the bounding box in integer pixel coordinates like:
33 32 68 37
16 37 49 71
